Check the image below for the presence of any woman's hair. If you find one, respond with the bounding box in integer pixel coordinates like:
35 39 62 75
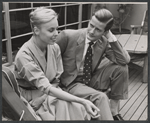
29 7 58 31
94 8 114 31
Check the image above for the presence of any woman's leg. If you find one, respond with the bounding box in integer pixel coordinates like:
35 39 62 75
56 100 90 120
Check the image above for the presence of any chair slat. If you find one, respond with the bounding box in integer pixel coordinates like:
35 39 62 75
118 34 130 47
124 34 141 53
134 35 147 53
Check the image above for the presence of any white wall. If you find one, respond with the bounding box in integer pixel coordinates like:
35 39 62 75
123 3 147 30
106 3 147 30
92 3 147 31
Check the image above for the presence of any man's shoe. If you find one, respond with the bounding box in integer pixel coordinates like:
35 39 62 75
113 114 124 120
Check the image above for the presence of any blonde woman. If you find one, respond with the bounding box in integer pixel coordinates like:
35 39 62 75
14 7 100 120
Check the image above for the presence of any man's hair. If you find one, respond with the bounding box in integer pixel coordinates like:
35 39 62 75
94 8 114 31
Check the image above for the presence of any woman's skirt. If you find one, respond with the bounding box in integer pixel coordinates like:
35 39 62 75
19 87 90 120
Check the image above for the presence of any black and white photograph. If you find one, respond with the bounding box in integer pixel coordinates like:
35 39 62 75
2 2 148 121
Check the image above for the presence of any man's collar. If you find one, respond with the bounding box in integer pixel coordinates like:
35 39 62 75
85 37 97 45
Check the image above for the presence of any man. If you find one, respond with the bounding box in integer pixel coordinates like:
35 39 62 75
56 8 130 120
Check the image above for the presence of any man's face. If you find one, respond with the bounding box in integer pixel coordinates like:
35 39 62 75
87 16 107 41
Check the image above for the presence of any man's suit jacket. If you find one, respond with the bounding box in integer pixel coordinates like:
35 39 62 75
56 28 130 87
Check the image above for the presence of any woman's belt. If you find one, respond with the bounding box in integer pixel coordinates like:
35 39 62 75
19 85 37 90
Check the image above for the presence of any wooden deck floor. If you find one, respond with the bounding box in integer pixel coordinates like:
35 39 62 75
100 57 148 121
120 60 148 121
2 59 148 121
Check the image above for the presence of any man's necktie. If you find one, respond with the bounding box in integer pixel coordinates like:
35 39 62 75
83 41 94 84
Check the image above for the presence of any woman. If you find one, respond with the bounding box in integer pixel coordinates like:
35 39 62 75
14 7 100 120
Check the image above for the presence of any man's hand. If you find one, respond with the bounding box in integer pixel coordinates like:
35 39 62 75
104 30 117 42
82 99 100 119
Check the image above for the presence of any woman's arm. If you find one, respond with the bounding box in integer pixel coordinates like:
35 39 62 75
49 86 100 118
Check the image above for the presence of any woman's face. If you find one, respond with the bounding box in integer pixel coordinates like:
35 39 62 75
36 17 58 45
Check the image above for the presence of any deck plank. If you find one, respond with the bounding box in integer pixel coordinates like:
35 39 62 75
120 60 148 121
128 72 142 90
120 71 142 108
120 81 143 116
128 68 142 86
129 67 138 79
130 97 148 120
139 107 148 121
123 85 147 120
119 56 148 120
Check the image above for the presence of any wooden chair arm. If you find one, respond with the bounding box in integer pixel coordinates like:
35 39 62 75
130 25 142 29
130 25 143 34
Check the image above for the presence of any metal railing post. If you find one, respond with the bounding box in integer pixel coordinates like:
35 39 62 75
3 2 13 64
78 3 82 29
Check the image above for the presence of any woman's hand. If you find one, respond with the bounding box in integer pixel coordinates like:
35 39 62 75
48 85 100 119
82 99 100 119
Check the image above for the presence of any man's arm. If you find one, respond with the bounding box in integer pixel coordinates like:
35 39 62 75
103 30 130 65
56 31 68 55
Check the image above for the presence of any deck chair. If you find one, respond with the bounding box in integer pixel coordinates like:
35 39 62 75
129 10 148 82
2 66 40 121
130 10 148 35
